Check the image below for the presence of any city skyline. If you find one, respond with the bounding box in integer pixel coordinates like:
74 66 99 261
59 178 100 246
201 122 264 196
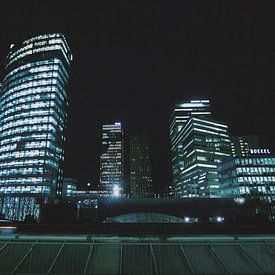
0 1 272 193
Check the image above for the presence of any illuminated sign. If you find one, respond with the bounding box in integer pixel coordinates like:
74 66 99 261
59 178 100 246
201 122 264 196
250 149 270 154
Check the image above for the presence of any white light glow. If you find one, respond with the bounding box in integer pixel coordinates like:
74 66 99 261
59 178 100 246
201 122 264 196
113 184 121 197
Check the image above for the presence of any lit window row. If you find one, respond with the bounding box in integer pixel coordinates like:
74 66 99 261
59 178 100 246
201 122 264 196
1 86 58 107
0 133 55 146
0 185 50 194
238 176 275 183
0 167 45 176
0 159 58 169
1 124 56 137
1 116 59 131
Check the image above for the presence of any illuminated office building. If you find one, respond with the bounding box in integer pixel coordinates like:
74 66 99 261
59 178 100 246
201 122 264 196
129 130 153 198
0 34 72 220
219 150 275 202
100 122 124 197
230 136 259 157
179 117 231 197
169 99 211 197
62 177 77 198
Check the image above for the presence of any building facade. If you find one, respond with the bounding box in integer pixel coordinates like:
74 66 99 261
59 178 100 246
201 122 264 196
129 130 153 198
100 122 124 197
219 152 275 202
230 136 259 157
169 99 211 197
0 34 72 220
177 117 232 197
62 177 77 198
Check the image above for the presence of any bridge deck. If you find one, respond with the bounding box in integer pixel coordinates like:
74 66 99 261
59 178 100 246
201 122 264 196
0 234 274 274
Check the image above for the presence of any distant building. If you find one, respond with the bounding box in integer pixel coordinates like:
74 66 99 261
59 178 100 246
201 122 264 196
219 150 275 202
62 178 77 197
0 34 72 220
230 136 259 157
129 130 153 198
99 122 124 197
169 99 211 197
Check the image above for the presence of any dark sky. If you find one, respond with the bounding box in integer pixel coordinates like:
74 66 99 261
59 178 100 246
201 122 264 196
0 1 273 192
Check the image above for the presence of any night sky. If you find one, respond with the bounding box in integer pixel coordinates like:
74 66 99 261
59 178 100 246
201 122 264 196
0 1 273 193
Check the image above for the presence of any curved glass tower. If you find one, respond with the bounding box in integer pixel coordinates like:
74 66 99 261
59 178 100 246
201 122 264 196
0 34 72 220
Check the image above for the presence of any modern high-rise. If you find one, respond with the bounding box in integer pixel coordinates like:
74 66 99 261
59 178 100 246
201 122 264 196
180 117 232 197
230 136 259 157
100 122 124 197
129 130 153 198
169 100 211 197
0 34 72 220
169 99 232 198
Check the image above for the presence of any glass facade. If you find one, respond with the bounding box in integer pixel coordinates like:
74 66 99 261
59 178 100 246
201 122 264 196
0 34 72 220
100 123 124 197
219 155 275 201
169 100 211 197
169 99 232 198
129 130 153 198
177 117 231 198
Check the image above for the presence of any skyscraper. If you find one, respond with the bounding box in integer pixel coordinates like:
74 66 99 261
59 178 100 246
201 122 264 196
169 99 231 198
179 117 232 197
129 130 153 198
230 136 259 157
169 100 211 197
100 122 124 197
0 34 72 220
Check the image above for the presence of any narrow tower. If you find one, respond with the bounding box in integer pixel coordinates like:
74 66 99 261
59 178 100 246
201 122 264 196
100 122 124 197
129 130 153 198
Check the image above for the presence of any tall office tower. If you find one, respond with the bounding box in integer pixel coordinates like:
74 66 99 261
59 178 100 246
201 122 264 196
178 117 232 197
129 130 153 198
100 122 124 197
0 34 72 220
169 100 211 197
230 136 259 157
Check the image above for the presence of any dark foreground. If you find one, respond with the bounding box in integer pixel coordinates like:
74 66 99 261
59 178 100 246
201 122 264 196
0 233 274 274
12 222 275 236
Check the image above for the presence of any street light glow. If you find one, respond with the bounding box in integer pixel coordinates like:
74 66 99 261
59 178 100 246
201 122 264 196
113 184 121 197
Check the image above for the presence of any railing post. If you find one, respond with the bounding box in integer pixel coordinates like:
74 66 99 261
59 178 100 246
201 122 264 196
150 243 159 275
83 241 94 275
47 240 66 274
178 242 195 274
